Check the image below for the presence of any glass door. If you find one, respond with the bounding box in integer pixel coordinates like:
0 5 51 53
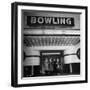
40 51 64 76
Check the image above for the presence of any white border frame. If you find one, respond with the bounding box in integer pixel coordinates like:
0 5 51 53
17 5 86 85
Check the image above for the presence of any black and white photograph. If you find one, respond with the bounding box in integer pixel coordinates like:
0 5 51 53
23 10 80 77
11 2 87 87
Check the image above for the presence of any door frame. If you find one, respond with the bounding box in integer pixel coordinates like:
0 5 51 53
40 50 64 75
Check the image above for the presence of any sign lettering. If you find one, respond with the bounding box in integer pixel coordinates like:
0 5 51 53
27 16 74 26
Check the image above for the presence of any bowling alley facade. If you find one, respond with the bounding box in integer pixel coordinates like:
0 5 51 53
23 10 80 77
11 2 87 87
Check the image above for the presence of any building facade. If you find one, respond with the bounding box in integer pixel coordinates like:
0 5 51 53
22 10 80 77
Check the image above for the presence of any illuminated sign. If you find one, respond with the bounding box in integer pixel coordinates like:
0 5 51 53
27 16 74 26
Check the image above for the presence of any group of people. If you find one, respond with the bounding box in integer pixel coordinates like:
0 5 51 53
41 57 63 75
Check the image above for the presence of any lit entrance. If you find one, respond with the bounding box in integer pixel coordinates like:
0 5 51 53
40 51 64 76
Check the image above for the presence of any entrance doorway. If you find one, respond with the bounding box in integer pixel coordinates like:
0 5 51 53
40 51 64 76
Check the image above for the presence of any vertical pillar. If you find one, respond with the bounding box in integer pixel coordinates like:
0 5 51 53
70 64 72 74
31 66 34 76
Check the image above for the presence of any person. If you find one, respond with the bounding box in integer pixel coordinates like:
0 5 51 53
56 58 61 74
53 58 57 74
56 58 64 75
49 58 53 74
44 58 50 75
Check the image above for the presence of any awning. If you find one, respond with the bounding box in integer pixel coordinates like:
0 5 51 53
24 35 80 47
